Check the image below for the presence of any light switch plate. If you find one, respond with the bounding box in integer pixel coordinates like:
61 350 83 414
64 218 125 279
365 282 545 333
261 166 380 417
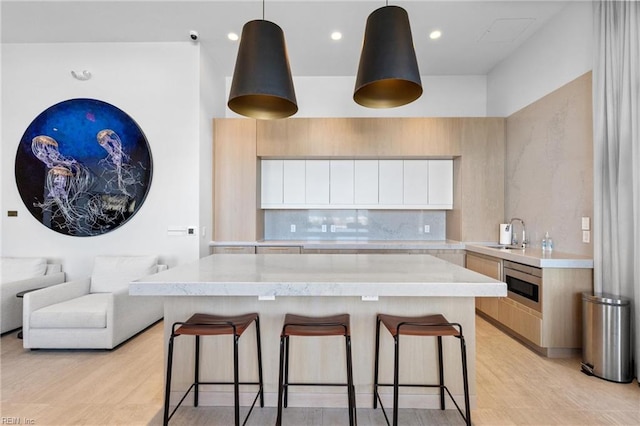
583 230 590 243
581 217 590 231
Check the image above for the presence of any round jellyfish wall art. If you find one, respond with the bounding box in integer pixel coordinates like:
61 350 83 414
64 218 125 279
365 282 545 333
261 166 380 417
15 98 153 236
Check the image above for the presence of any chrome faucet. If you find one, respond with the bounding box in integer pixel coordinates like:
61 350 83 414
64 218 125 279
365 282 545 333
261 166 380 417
506 217 529 248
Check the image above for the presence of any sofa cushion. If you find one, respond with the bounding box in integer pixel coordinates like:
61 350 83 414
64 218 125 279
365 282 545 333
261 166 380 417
1 257 47 283
30 293 110 329
90 256 158 293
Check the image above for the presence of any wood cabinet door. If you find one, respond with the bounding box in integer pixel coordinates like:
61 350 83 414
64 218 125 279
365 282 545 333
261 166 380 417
213 119 257 241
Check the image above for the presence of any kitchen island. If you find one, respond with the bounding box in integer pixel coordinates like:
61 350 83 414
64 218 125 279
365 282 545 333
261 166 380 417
131 253 506 410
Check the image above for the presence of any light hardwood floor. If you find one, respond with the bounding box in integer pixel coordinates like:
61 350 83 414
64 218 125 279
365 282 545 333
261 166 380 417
1 316 638 425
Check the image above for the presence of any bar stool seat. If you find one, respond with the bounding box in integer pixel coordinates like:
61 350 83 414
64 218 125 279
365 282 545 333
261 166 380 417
163 312 264 426
276 313 357 426
373 313 471 426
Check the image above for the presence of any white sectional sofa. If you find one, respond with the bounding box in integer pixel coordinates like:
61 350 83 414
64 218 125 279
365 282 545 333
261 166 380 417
22 256 166 349
1 257 65 334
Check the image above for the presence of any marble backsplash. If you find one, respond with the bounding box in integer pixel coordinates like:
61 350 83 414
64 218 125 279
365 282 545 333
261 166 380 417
505 72 593 255
264 210 446 241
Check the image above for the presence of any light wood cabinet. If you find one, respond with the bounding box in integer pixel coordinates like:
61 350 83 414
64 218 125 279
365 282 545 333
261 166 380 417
256 246 302 254
466 252 502 319
211 246 256 254
213 119 258 241
467 250 593 357
447 118 505 242
498 297 542 345
257 118 462 157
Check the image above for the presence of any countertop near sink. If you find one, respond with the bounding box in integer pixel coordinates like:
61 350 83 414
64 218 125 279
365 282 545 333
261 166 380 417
209 240 593 269
465 244 593 269
210 240 465 250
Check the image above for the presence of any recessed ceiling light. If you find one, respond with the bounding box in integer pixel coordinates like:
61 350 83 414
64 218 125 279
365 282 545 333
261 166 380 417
429 30 442 40
331 31 342 41
228 32 239 41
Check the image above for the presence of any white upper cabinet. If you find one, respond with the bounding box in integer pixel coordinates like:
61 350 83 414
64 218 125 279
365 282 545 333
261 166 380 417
330 160 355 205
403 160 429 205
354 160 378 204
261 159 453 209
305 160 330 205
261 160 283 205
283 160 306 204
378 160 404 205
428 159 454 207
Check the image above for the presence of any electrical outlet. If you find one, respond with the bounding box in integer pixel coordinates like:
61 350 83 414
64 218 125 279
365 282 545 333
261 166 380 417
321 224 327 232
581 217 590 231
583 230 590 243
330 225 336 232
187 226 196 236
424 225 430 233
290 224 296 233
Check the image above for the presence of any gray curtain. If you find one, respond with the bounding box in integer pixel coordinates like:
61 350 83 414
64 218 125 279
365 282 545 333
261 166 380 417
593 0 640 381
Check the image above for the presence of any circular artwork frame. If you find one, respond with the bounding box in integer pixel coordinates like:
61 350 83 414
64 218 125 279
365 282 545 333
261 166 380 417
15 98 153 237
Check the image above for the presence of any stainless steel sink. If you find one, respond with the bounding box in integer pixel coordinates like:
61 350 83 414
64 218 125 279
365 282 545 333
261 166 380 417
484 244 523 250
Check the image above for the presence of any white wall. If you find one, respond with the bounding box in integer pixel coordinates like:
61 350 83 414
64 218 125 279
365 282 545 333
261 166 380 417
226 75 488 117
1 42 201 279
487 1 593 117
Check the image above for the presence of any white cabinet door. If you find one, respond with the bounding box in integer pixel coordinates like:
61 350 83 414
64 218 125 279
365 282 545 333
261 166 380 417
428 160 453 207
330 160 354 205
261 160 283 206
378 160 403 205
354 160 378 204
306 160 330 205
283 160 306 204
403 160 428 205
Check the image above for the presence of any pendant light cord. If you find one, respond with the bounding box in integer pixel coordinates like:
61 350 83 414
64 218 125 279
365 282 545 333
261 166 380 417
262 0 265 20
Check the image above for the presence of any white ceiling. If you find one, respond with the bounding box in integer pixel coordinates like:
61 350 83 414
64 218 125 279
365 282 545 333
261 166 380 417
1 0 570 77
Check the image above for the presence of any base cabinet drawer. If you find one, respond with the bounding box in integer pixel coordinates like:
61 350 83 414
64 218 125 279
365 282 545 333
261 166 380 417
476 297 499 319
211 246 256 254
256 246 302 254
498 298 542 346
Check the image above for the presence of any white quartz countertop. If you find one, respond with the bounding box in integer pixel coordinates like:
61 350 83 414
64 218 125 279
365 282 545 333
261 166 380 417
465 244 594 268
209 240 593 268
131 253 506 298
210 240 465 250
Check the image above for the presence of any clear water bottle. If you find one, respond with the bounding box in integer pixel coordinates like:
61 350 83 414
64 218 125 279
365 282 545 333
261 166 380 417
543 231 553 252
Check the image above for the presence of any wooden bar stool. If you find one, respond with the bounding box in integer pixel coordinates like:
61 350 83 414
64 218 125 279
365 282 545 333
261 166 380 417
276 313 357 426
163 312 264 426
373 313 471 426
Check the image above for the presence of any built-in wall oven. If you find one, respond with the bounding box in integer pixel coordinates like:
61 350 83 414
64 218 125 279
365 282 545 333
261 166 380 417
502 260 542 313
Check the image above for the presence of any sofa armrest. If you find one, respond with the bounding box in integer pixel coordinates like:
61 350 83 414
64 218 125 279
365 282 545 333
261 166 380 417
1 272 65 300
108 287 163 347
23 277 90 316
22 277 91 348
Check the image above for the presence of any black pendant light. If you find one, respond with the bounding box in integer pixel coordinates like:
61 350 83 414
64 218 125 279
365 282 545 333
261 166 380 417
354 5 422 108
227 2 297 120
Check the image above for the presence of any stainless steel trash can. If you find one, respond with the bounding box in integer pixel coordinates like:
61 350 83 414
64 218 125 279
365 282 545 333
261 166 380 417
581 292 632 383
